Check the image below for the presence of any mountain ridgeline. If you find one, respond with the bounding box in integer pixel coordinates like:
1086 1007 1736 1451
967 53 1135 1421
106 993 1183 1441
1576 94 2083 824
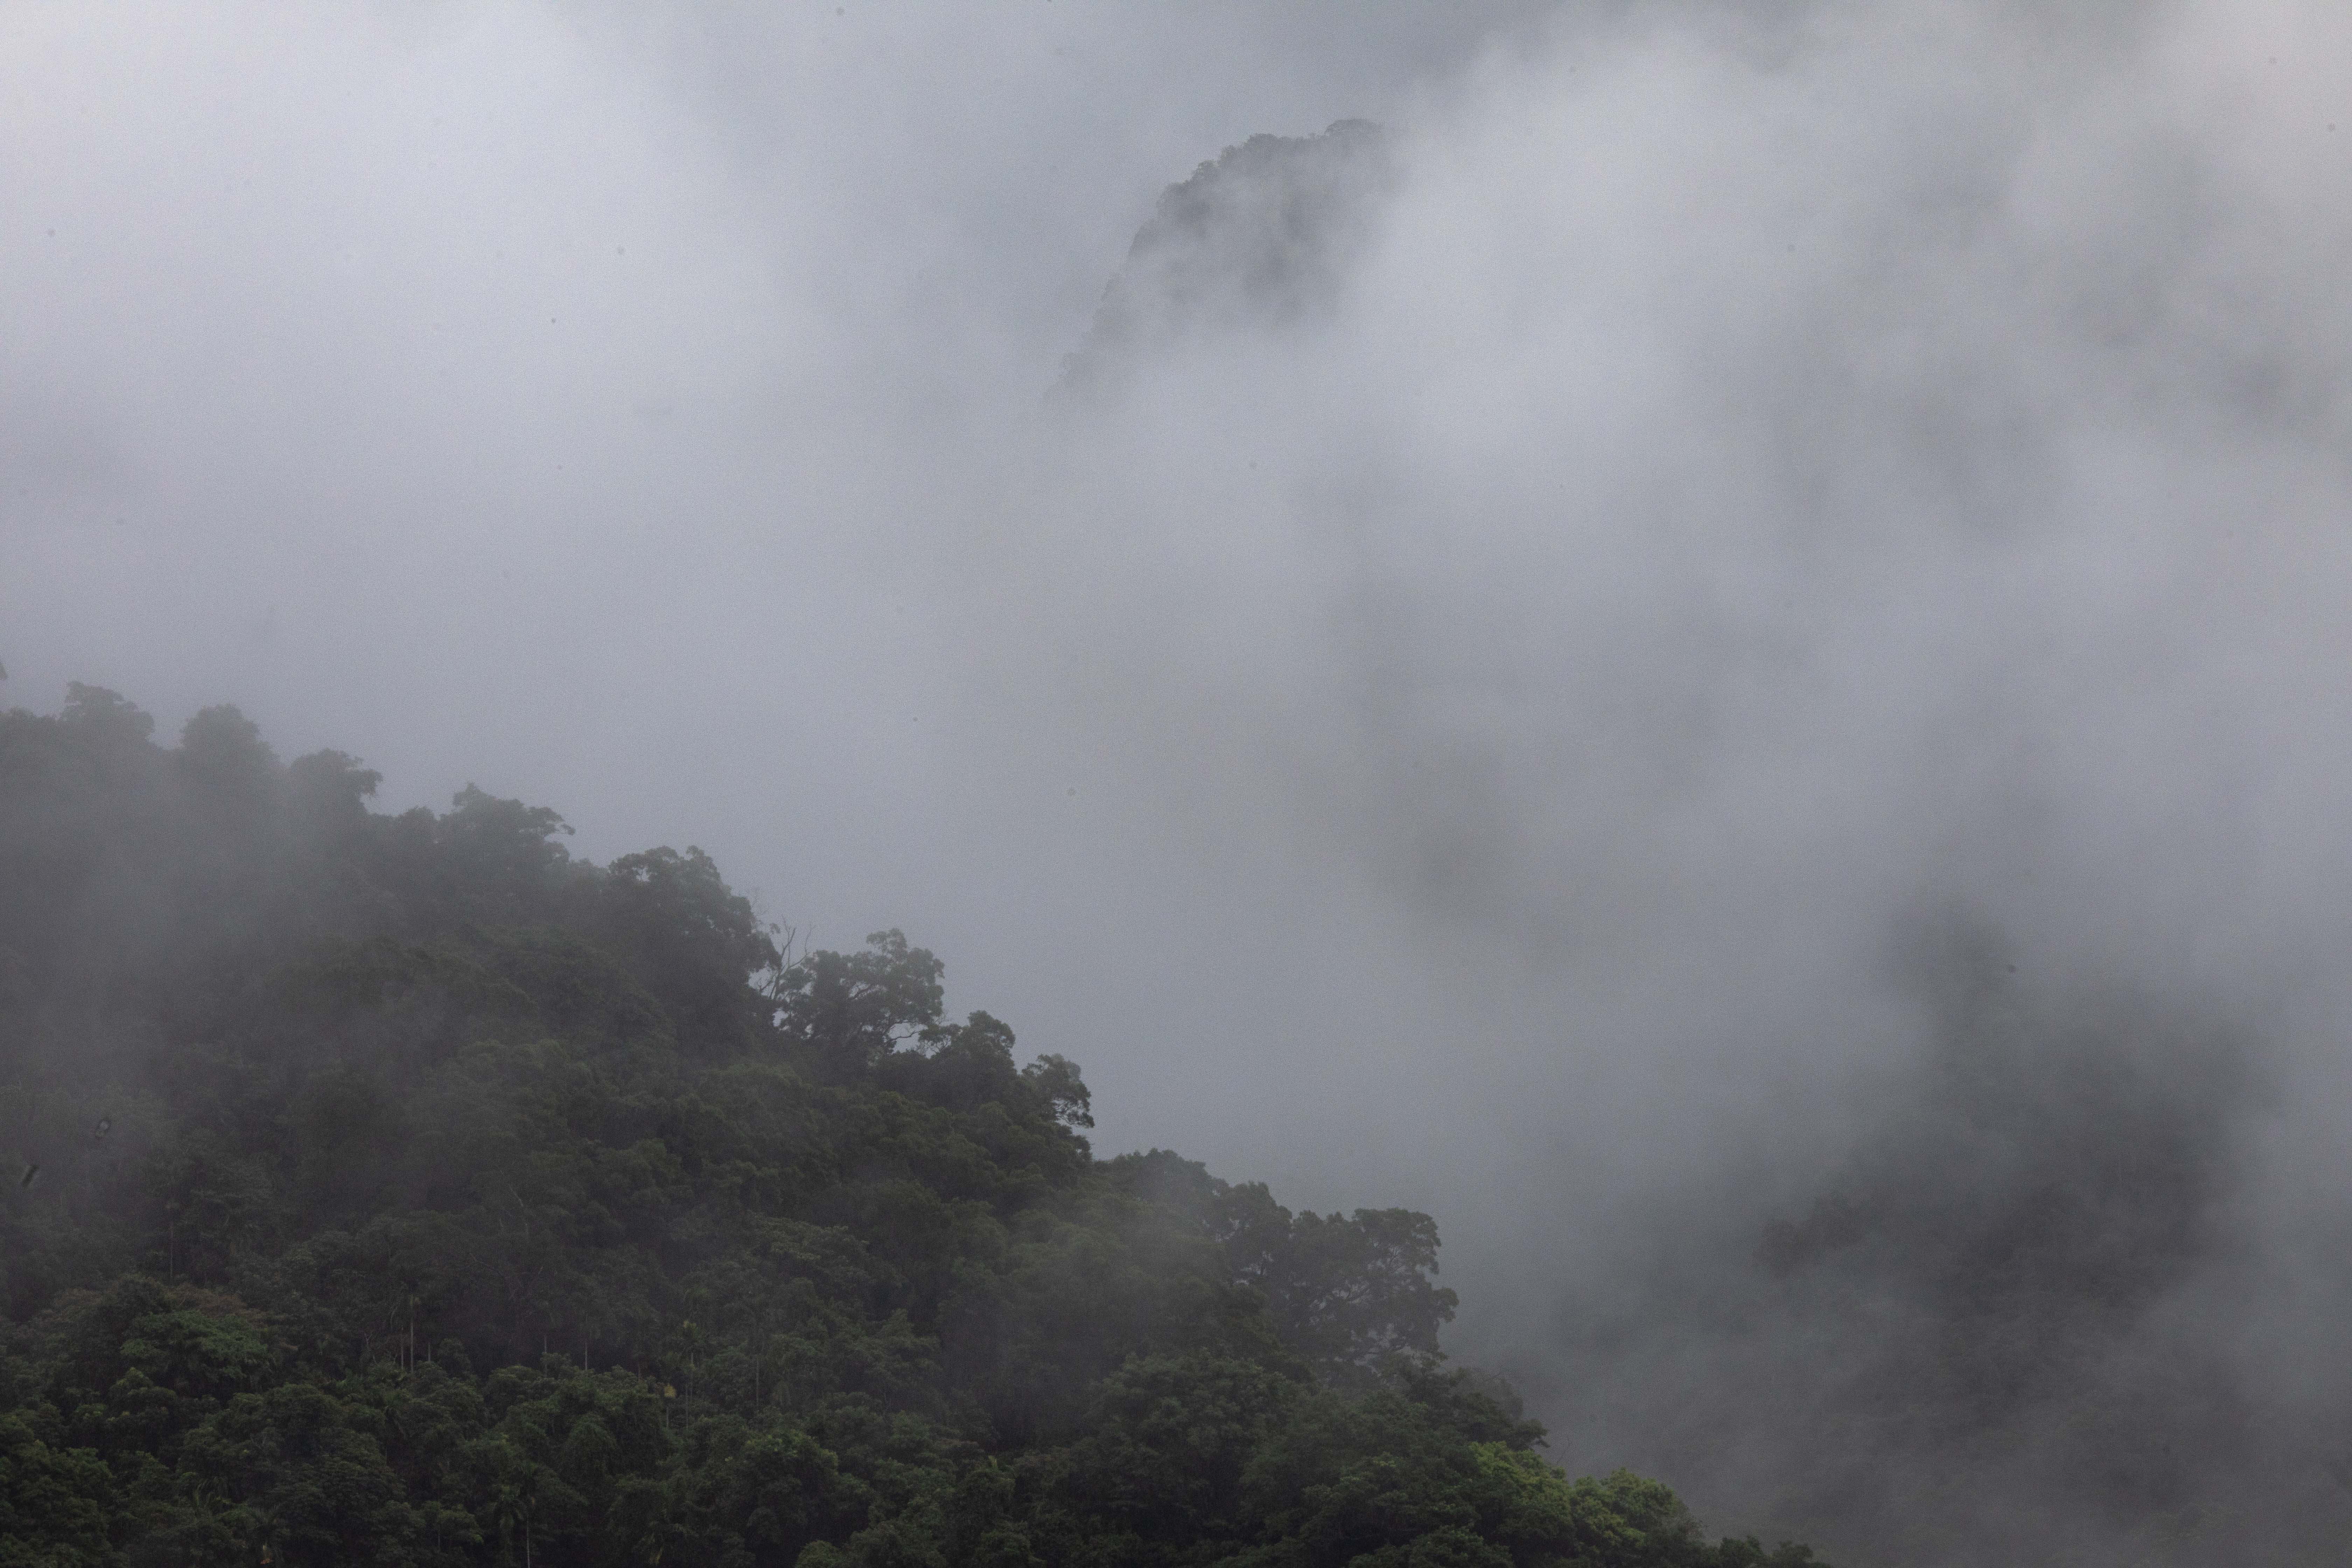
0 686 1823 1568
1056 119 1393 396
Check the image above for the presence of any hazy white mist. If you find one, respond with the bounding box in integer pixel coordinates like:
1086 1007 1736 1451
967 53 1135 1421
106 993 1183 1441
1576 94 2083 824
8 3 2352 1559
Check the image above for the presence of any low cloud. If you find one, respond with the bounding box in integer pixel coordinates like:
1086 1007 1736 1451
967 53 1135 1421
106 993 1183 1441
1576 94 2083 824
8 3 2352 1558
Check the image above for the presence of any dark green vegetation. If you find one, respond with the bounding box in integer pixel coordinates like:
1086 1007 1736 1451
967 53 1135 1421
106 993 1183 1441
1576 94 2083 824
0 686 1826 1568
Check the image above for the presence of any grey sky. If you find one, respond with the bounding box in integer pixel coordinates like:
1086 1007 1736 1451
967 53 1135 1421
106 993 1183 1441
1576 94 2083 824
8 4 2352 1556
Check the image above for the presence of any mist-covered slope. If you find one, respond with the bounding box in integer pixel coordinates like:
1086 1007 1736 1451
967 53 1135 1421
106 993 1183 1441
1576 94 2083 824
1038 93 2352 1568
13 8 2352 1566
0 687 1822 1568
1541 930 2325 1566
1057 119 1393 394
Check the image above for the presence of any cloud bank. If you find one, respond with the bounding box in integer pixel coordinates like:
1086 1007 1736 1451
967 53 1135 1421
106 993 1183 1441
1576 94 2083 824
8 2 2352 1559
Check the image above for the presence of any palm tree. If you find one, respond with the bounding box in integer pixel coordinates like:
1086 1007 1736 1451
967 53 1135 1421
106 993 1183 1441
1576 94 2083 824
488 1466 545 1568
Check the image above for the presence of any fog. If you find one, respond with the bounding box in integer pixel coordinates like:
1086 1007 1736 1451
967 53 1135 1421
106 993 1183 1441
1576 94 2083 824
8 2 2352 1560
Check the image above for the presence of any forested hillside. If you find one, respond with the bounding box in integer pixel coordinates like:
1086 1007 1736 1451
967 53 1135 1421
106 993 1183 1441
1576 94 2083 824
0 686 1823 1568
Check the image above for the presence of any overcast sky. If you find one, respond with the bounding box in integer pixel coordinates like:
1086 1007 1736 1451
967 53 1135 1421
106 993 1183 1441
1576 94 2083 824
9 7 2352 1546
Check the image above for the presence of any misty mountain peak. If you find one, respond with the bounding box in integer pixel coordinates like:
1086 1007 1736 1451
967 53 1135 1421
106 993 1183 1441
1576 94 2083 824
1059 118 1394 393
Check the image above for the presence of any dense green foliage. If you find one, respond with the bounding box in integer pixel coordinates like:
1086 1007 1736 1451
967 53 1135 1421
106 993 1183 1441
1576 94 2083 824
0 686 1826 1568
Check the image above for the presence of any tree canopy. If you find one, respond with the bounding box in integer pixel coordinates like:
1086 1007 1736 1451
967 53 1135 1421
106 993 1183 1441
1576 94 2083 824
0 687 1825 1568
